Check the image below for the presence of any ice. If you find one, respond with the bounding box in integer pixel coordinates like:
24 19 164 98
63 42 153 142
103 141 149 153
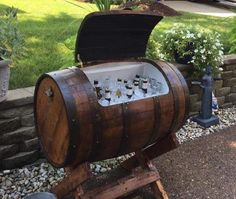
81 61 169 107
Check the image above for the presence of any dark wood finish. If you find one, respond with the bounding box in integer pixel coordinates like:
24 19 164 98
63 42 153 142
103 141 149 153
135 151 169 199
122 133 178 171
52 162 91 199
75 11 163 64
52 151 166 199
78 170 160 199
34 60 189 168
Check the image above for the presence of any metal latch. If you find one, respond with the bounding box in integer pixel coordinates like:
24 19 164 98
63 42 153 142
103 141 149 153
45 87 53 98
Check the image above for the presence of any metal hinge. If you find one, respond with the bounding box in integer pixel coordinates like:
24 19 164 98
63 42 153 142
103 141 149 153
77 54 84 68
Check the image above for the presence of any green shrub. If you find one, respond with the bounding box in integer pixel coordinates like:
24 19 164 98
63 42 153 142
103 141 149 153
157 24 224 77
0 7 25 61
94 0 111 11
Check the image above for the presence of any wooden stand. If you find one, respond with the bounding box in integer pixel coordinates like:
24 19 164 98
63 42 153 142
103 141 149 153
52 134 178 199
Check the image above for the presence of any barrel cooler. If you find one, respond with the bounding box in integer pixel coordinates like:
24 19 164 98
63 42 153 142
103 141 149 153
34 11 189 168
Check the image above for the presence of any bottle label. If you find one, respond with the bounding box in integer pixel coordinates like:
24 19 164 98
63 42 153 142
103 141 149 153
142 82 148 89
127 88 133 96
105 92 111 99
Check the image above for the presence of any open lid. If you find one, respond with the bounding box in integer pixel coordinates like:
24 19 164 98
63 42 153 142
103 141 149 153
75 10 163 64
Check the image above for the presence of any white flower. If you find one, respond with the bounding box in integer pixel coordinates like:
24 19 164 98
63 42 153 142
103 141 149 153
219 50 224 55
194 49 198 53
200 49 205 54
186 33 195 38
216 42 221 47
197 33 202 38
203 40 207 43
159 54 165 59
192 56 196 60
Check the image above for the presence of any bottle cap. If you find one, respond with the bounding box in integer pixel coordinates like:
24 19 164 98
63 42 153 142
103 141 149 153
105 88 110 93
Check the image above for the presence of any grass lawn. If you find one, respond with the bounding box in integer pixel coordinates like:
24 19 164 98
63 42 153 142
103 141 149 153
0 0 235 89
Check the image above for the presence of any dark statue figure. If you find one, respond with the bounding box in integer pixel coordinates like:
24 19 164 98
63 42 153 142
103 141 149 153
192 66 219 128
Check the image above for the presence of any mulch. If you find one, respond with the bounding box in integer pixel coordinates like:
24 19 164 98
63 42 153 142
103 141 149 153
119 0 180 16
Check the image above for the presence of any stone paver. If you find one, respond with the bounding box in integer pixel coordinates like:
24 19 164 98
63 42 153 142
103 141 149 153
161 1 236 17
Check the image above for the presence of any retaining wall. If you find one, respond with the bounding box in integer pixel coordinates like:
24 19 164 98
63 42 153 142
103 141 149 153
177 54 236 115
0 54 236 170
0 87 40 170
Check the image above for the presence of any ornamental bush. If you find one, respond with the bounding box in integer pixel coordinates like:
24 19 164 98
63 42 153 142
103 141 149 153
157 24 224 77
0 7 25 61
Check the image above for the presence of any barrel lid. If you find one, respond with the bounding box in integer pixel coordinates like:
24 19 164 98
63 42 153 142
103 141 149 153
75 10 163 64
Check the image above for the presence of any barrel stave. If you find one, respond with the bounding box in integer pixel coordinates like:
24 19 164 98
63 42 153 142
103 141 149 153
34 60 189 168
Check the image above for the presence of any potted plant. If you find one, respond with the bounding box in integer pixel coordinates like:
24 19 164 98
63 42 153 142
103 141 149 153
157 24 224 78
0 7 25 102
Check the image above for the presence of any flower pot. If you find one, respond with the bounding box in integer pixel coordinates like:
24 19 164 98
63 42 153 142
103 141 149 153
174 42 194 65
174 52 192 65
0 59 11 103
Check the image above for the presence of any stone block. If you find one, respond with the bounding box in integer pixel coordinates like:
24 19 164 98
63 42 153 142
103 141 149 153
225 93 236 103
20 138 39 152
215 87 231 97
223 54 236 65
0 150 39 170
189 112 199 117
190 94 199 104
232 71 236 78
0 87 33 111
190 85 202 95
0 144 19 159
221 102 233 109
225 64 236 71
0 127 36 145
216 96 225 107
0 105 33 119
190 101 201 112
223 78 236 87
213 80 223 91
221 71 233 79
231 86 236 93
0 117 21 135
21 114 34 127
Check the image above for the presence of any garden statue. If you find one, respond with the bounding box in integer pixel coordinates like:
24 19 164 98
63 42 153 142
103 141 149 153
192 66 219 128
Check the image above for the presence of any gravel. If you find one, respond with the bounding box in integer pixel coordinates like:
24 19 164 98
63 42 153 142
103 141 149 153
176 106 236 143
1 106 236 199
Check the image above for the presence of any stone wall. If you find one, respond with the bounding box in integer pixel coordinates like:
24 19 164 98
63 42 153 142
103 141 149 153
0 87 40 170
0 54 236 170
177 54 236 115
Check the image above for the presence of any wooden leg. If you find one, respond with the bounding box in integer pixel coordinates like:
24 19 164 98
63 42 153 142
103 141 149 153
77 170 160 199
122 133 178 171
74 185 84 199
135 151 169 199
51 162 91 199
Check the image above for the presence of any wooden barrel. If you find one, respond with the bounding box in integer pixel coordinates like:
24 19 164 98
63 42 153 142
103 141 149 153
34 60 189 168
